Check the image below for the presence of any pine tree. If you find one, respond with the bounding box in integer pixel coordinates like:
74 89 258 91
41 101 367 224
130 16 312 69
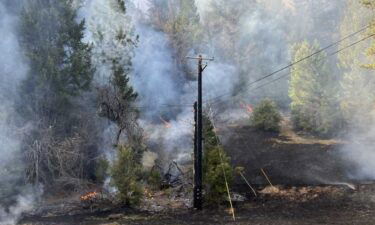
19 0 94 127
289 41 341 136
251 99 281 132
87 0 144 157
148 0 203 77
202 113 233 205
18 0 96 184
339 0 375 129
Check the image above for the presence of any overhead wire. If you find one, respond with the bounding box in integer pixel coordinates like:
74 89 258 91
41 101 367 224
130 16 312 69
196 26 375 209
204 25 372 105
205 29 375 107
124 25 371 111
204 73 236 221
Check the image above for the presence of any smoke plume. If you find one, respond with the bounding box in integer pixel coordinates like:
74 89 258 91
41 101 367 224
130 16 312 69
0 2 41 224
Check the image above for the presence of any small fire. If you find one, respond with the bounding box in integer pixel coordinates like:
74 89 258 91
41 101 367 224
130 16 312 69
80 191 99 202
159 116 172 128
144 188 154 199
240 102 253 114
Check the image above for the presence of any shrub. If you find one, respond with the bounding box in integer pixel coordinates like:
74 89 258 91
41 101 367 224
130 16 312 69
203 114 233 205
292 102 341 137
146 169 162 190
94 157 109 184
110 145 143 206
203 146 233 205
251 99 281 132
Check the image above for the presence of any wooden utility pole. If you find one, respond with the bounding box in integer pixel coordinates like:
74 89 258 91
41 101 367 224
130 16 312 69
187 55 214 210
193 101 199 209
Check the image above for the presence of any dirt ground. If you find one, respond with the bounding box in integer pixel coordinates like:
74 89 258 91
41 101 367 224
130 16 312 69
220 119 353 186
20 184 375 225
19 120 375 225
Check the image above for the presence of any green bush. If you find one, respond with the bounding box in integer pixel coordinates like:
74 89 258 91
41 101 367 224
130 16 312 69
110 145 143 206
292 103 340 137
203 146 233 205
203 114 233 205
94 157 109 184
146 169 162 190
251 99 281 132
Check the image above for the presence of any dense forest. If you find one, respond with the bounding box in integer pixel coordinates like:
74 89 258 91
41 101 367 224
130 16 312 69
2 0 375 224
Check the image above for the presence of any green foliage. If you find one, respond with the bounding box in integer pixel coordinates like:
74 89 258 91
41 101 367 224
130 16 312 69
251 99 281 132
92 0 142 153
203 146 233 205
289 41 341 136
202 114 233 205
94 157 109 184
145 169 162 190
148 0 203 76
110 145 143 206
359 0 375 69
97 58 142 151
19 0 94 116
19 0 94 129
116 0 126 13
337 0 375 129
18 0 98 185
111 60 138 103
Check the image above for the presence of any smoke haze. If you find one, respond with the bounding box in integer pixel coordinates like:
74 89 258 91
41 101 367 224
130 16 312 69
0 2 42 224
10 0 375 197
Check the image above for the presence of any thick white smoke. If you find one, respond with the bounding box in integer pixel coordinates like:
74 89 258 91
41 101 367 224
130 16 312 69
75 0 137 161
341 128 375 180
128 4 242 165
0 2 41 224
132 24 183 119
78 0 288 166
78 0 357 176
130 12 195 164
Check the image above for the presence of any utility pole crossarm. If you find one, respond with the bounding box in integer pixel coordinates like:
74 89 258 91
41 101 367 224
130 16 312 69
186 55 215 61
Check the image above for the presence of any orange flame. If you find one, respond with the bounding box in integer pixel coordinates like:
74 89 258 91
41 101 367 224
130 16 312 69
80 191 99 201
240 102 253 114
159 116 172 128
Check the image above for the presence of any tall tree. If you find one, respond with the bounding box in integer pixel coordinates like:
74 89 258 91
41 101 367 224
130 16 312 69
289 41 341 136
203 0 290 104
86 0 144 157
339 0 375 129
202 113 233 205
19 0 96 185
148 0 203 78
19 0 94 126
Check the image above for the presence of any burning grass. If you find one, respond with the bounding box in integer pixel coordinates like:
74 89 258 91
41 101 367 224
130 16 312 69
80 191 101 202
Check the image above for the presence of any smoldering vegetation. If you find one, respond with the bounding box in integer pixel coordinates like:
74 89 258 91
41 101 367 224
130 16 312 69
2 0 375 223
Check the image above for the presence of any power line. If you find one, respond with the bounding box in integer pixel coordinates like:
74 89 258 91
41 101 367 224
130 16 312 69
205 27 374 107
128 25 371 111
204 25 371 105
127 103 193 110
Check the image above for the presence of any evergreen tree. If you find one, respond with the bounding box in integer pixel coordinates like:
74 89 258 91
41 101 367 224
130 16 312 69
339 0 375 129
204 0 289 104
87 0 144 157
18 0 96 185
251 99 281 132
202 113 233 205
289 41 341 136
19 0 94 128
148 0 203 78
110 145 143 206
